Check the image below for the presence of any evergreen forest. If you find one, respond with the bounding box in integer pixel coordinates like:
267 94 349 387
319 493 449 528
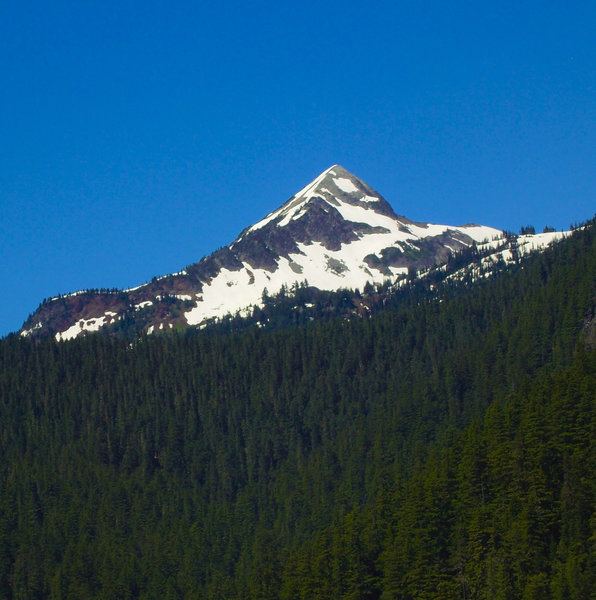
0 220 595 599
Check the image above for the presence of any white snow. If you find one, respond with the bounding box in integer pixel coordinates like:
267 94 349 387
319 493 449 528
333 202 395 230
55 311 120 341
123 270 188 294
20 322 43 337
246 165 340 233
184 220 572 330
292 165 338 201
457 224 503 243
333 177 359 194
277 200 311 227
184 230 414 327
516 231 569 253
157 271 186 281
50 290 87 302
359 194 379 203
134 301 153 311
124 283 146 293
182 180 510 328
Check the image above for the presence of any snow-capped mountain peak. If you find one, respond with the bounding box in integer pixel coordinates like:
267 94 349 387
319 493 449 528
19 166 570 340
244 165 395 237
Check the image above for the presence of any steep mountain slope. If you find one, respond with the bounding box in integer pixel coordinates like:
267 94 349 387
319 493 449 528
20 165 567 340
1 220 594 599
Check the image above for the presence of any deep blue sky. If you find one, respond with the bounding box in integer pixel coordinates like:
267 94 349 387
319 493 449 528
1 1 595 337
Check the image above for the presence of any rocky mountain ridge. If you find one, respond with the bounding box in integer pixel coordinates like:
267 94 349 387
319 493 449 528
20 165 569 340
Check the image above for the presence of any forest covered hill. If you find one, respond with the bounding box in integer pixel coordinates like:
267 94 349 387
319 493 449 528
0 219 595 599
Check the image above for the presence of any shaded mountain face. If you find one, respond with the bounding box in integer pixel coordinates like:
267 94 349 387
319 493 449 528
20 165 567 340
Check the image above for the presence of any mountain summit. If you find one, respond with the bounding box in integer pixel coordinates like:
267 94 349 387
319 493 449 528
20 166 566 340
241 164 398 235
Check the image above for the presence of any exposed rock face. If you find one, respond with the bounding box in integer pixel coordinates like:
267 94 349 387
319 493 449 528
19 165 567 340
581 308 596 350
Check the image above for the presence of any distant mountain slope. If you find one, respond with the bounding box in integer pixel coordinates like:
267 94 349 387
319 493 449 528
20 165 568 340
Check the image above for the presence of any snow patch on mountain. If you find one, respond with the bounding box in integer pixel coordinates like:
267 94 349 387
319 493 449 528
247 166 338 234
332 202 394 230
516 231 569 253
55 312 120 341
333 177 359 194
20 322 43 337
135 301 153 311
457 224 503 243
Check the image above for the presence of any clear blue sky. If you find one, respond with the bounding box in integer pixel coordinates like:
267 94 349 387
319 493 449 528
1 1 595 337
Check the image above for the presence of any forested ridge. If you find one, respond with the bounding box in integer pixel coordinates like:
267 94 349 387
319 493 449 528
0 221 595 599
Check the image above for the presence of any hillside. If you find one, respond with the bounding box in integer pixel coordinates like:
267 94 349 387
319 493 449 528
0 219 594 599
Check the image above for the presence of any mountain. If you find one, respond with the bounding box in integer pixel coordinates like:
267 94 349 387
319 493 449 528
2 219 595 598
20 165 568 340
